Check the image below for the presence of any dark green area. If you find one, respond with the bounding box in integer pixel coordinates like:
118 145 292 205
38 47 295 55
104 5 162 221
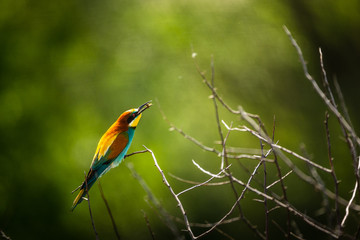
1 0 359 239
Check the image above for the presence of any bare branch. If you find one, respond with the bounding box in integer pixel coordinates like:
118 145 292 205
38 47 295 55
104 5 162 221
143 146 196 240
159 105 270 162
195 160 339 238
238 125 332 173
154 41 360 239
193 160 265 239
230 175 340 238
224 121 360 211
283 25 360 147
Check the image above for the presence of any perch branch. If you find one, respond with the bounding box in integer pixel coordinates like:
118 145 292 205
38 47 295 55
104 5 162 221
143 146 196 240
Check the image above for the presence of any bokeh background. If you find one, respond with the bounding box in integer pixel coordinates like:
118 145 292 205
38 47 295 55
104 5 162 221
1 0 359 239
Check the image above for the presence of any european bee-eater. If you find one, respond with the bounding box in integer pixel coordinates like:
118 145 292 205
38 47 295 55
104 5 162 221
72 101 152 211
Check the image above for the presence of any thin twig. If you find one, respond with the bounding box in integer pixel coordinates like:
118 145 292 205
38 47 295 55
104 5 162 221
232 175 339 238
194 159 266 239
208 56 225 169
196 161 339 238
142 210 156 240
191 53 239 115
333 78 360 196
333 78 358 166
217 120 260 238
158 104 269 161
169 173 230 186
160 93 264 238
223 120 360 211
213 225 236 240
283 25 360 147
286 27 360 212
272 221 305 240
84 171 99 240
192 160 224 178
71 184 82 194
324 112 340 228
127 162 184 240
97 179 121 240
333 78 357 145
239 125 332 173
235 158 267 188
341 156 360 227
320 49 359 198
290 221 305 240
319 48 336 105
176 164 232 196
259 120 269 240
173 216 241 228
238 159 264 202
272 116 291 239
301 144 330 217
266 170 293 190
0 230 11 240
148 145 263 239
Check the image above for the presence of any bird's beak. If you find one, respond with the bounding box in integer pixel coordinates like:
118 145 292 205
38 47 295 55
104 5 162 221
136 101 152 115
128 101 152 128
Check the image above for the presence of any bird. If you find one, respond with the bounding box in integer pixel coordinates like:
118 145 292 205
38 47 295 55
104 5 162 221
71 101 152 211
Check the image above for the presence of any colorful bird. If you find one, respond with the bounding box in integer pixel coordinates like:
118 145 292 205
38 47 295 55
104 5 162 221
72 101 152 211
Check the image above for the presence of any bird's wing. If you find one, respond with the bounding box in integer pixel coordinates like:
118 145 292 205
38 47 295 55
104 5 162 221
90 131 129 171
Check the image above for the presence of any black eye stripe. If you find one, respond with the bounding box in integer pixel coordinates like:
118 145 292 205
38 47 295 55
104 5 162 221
127 112 137 123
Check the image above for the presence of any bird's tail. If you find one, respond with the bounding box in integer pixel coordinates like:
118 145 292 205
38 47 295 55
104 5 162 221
71 170 98 211
71 188 86 211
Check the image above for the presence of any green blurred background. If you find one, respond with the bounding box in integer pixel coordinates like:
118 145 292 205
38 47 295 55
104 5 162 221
1 0 359 239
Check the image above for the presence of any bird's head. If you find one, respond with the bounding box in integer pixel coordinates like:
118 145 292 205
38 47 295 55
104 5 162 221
118 101 152 128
